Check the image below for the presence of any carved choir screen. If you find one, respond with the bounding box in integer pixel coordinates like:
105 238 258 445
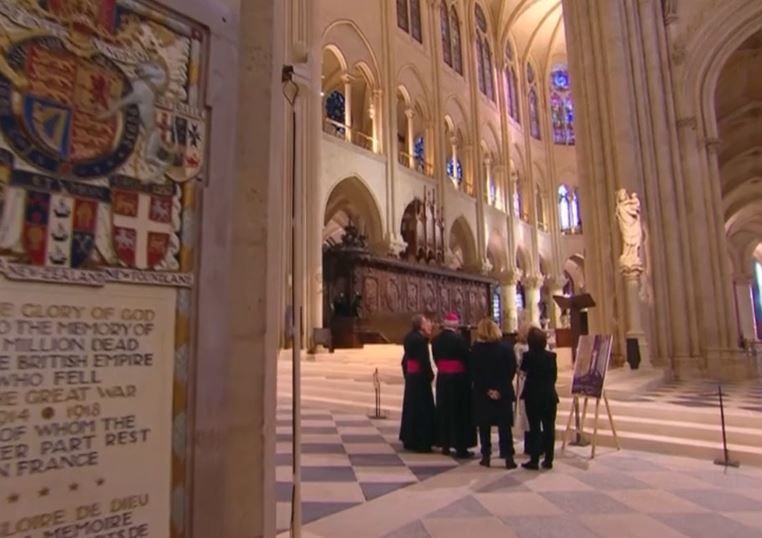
324 249 495 345
400 189 445 264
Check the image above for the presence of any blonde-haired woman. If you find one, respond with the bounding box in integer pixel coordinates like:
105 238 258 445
470 318 518 469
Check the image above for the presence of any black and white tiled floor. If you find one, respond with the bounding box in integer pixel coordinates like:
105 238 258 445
275 406 473 533
633 379 762 412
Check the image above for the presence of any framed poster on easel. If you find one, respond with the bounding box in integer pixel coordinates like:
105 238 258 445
562 335 621 458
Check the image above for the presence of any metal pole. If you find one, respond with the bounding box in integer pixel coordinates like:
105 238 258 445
714 384 740 468
283 69 303 537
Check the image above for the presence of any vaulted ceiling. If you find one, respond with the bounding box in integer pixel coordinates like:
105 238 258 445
482 0 566 71
716 29 762 270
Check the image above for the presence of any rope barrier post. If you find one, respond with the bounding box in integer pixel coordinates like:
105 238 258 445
713 383 740 468
369 368 388 419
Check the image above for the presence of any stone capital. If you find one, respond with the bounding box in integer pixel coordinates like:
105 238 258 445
497 269 521 287
523 274 544 290
479 258 494 275
620 265 644 279
383 234 408 258
733 274 754 286
544 274 567 292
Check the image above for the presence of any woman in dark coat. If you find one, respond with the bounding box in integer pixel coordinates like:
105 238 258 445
470 318 517 469
399 314 436 452
520 327 559 470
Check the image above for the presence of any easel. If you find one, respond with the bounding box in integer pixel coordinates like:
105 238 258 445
562 391 621 459
553 293 595 447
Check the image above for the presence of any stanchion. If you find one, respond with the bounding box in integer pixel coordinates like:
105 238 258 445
368 368 388 419
713 383 740 468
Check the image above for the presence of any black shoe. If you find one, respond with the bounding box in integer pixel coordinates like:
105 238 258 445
479 456 490 468
505 458 518 470
455 450 474 460
541 460 553 470
522 461 540 471
441 447 451 456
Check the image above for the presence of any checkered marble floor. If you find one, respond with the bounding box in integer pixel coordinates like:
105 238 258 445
628 379 762 412
292 449 762 538
275 406 474 533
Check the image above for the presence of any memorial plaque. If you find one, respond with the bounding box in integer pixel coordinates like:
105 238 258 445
0 281 176 537
0 1 209 536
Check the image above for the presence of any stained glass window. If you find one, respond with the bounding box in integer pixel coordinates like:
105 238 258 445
487 175 497 206
492 287 502 324
516 282 525 310
410 0 422 42
397 0 409 32
483 41 495 101
447 158 463 186
526 62 535 85
450 6 463 75
754 262 762 339
558 185 571 231
476 35 486 95
474 4 493 101
414 135 425 169
475 4 488 33
440 1 452 67
505 60 519 122
529 87 541 140
550 65 575 145
325 90 346 129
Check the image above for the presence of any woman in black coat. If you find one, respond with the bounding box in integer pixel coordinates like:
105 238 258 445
399 314 436 452
520 327 559 470
470 318 517 469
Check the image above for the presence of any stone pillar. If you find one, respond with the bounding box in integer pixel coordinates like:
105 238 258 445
524 275 543 326
405 107 415 167
342 73 353 143
190 0 284 535
500 271 521 332
622 268 652 368
734 275 757 342
546 276 566 329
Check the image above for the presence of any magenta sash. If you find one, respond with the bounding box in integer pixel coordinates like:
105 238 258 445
437 359 465 374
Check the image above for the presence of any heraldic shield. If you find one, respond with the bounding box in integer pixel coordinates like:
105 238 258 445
110 176 173 270
15 171 107 268
156 102 207 183
0 35 140 180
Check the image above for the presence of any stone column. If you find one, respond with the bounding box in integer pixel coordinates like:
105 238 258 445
190 0 284 535
734 275 757 342
500 271 521 332
342 73 353 143
405 107 415 167
524 275 543 326
546 276 566 329
621 268 652 368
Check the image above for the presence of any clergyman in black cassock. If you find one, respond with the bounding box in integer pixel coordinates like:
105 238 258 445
399 315 436 453
432 312 476 458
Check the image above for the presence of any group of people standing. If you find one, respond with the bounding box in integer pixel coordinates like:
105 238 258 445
399 313 559 470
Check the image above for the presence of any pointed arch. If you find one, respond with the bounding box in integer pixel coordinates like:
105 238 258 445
449 216 478 271
324 176 385 247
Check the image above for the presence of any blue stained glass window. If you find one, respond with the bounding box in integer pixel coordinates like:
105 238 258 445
506 65 519 122
550 65 575 145
476 35 486 95
414 135 425 167
558 185 571 231
326 90 345 122
492 287 502 324
447 158 463 185
488 176 497 205
551 68 570 91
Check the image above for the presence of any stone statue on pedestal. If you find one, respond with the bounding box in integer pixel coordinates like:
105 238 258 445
615 189 644 273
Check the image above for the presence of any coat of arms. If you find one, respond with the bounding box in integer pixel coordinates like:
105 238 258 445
14 170 107 267
110 175 173 270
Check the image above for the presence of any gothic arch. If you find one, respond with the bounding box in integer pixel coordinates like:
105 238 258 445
322 20 381 85
449 216 478 271
323 176 384 247
486 230 508 273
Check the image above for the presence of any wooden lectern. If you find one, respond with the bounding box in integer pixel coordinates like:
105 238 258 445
553 293 596 362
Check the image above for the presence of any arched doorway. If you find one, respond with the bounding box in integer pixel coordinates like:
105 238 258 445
715 29 762 343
